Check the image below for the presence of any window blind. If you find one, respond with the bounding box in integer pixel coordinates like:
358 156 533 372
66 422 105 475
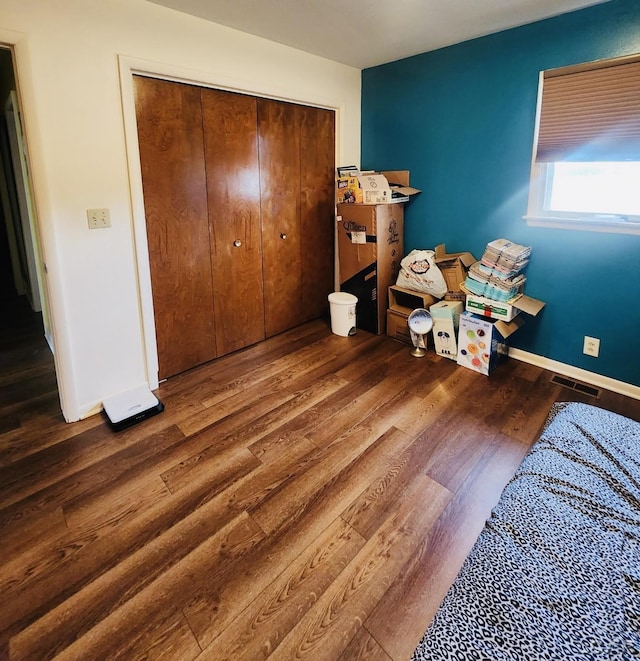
535 55 640 162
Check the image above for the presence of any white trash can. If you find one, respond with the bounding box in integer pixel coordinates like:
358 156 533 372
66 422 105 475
328 292 357 336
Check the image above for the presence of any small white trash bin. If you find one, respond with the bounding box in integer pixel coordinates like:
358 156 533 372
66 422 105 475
328 292 357 336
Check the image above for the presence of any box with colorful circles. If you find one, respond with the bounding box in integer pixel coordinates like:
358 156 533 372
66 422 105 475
456 311 523 375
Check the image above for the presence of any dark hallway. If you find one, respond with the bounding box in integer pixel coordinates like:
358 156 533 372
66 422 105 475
0 47 60 434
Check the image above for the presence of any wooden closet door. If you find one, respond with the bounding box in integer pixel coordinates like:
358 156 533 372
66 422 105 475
134 76 216 380
258 99 303 337
299 105 336 322
201 89 265 356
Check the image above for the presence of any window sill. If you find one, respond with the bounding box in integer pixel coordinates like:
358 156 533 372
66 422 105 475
524 215 640 235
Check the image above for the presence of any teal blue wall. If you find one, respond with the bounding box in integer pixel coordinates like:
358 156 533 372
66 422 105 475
362 0 640 387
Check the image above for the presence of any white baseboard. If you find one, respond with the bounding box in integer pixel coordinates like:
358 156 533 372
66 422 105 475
509 348 640 401
79 401 104 420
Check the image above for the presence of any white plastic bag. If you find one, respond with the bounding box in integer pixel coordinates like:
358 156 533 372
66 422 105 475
396 249 447 298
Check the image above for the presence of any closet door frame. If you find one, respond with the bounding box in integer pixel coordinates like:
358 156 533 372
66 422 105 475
118 56 340 389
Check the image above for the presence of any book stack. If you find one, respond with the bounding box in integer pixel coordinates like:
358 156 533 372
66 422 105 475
464 238 531 301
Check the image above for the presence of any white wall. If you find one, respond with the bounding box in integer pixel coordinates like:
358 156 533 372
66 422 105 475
0 0 361 421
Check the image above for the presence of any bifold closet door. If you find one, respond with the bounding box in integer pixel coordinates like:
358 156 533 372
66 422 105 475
134 76 216 380
135 77 336 379
201 89 265 356
299 105 335 322
258 99 303 337
258 100 336 335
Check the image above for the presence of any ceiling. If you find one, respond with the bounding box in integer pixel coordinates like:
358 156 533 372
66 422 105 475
148 0 610 69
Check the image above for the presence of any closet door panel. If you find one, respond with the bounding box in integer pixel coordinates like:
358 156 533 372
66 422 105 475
134 76 216 380
201 89 265 356
258 99 302 337
299 105 336 322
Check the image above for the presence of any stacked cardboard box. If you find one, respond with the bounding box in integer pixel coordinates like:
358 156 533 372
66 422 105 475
385 245 472 352
457 311 524 375
386 285 437 345
336 169 421 205
457 238 545 375
336 170 421 335
337 203 404 335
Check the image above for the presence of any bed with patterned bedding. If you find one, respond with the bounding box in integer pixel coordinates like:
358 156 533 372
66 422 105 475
412 402 640 661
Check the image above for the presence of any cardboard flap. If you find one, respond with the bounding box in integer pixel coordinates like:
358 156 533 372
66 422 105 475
460 283 546 319
513 294 546 316
392 185 421 196
434 243 476 266
381 170 421 197
494 316 525 338
459 252 477 268
381 170 410 187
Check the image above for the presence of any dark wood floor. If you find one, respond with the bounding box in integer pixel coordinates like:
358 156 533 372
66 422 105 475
2 297 639 661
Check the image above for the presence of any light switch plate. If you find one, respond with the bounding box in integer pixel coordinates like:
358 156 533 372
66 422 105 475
87 208 111 229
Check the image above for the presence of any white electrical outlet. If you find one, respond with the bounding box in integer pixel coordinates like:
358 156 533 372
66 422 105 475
583 336 600 357
87 208 111 229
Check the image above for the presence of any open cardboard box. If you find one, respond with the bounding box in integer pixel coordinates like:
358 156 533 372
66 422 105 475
461 283 546 323
380 171 421 200
457 311 523 375
336 170 420 205
433 244 476 301
457 284 545 375
388 284 437 313
386 308 414 346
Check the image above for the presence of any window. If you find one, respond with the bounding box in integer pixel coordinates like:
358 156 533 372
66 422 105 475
526 54 640 233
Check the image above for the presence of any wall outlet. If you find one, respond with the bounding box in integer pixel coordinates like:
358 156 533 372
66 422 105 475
87 208 111 229
583 336 600 357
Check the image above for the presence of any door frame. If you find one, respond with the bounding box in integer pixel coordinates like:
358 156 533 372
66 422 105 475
0 37 68 415
5 90 43 313
118 55 343 388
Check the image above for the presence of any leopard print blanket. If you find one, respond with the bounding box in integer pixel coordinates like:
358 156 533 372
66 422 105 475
412 402 640 660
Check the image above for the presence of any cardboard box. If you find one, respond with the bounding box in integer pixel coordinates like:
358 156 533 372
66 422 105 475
336 176 354 204
430 300 463 360
380 171 422 201
336 170 421 205
387 308 432 349
337 203 404 334
388 285 437 313
434 244 476 300
457 311 524 375
347 174 392 204
386 308 413 346
464 291 546 323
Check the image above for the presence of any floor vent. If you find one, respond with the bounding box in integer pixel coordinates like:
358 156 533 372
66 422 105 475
550 374 602 398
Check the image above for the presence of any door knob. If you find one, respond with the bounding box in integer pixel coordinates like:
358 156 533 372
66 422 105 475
280 233 287 240
233 239 242 247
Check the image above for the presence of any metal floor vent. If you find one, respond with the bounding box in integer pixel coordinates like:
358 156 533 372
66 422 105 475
550 374 602 398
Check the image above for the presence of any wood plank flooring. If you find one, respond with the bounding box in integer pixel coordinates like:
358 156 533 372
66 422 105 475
2 297 639 661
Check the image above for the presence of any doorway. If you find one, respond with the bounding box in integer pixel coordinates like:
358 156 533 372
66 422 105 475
0 47 59 421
